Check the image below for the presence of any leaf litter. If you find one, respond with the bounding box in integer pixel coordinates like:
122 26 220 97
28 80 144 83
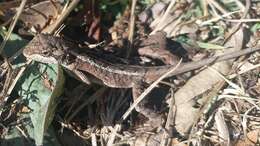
0 0 260 146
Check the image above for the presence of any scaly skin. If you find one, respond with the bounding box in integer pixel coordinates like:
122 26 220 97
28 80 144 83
23 34 260 125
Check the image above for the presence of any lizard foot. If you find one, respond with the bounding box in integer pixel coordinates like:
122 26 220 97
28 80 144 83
133 83 164 128
135 104 164 128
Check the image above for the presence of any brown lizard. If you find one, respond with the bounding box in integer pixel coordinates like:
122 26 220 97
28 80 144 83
22 34 260 125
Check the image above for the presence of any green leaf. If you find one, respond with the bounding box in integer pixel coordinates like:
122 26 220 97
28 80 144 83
251 23 260 32
16 62 64 145
196 41 226 50
0 28 28 67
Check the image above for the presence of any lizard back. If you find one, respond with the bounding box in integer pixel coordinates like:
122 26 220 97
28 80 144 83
23 34 175 88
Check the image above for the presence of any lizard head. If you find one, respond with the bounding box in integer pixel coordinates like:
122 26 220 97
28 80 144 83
23 34 71 64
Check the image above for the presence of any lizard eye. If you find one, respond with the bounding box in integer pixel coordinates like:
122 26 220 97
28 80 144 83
42 50 50 55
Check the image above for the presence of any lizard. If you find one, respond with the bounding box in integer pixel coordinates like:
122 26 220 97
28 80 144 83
22 34 260 125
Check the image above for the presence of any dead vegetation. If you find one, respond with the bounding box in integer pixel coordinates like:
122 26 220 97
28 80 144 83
0 0 260 146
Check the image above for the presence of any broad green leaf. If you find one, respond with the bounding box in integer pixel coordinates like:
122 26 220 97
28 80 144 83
0 28 28 67
251 23 260 32
197 41 226 50
16 62 64 145
175 36 225 50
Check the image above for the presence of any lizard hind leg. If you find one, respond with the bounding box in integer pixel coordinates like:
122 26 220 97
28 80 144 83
132 83 164 127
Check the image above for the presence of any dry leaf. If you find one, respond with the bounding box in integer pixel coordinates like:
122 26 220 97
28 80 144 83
173 27 246 135
234 129 260 146
19 1 63 31
215 109 230 145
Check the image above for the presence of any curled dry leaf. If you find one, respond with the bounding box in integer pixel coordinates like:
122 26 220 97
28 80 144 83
173 27 246 135
234 129 260 146
19 1 63 32
138 2 166 24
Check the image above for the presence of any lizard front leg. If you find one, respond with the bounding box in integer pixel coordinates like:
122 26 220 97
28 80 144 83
132 82 163 127
62 62 92 85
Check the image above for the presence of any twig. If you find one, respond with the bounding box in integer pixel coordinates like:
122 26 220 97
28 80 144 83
223 0 251 44
199 10 241 26
151 0 176 34
233 0 245 11
107 59 183 146
0 0 27 100
223 18 260 23
171 47 260 76
126 0 137 58
202 0 209 16
229 63 260 79
67 87 107 122
160 88 175 146
207 0 229 15
0 0 27 54
43 0 80 34
125 59 182 120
